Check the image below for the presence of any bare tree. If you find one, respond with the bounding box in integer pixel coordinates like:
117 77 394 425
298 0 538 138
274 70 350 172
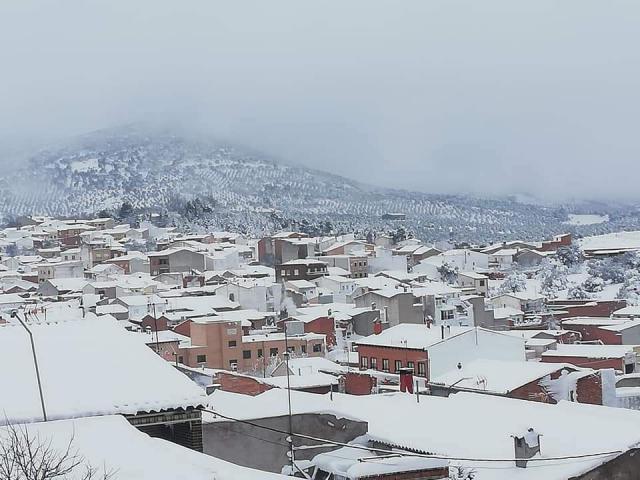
0 421 116 480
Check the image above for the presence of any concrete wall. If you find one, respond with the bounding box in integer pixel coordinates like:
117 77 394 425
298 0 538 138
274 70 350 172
572 448 640 480
203 413 368 473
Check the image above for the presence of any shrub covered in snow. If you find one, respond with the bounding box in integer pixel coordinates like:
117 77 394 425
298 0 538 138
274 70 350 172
538 261 568 298
556 244 584 269
495 271 527 295
582 275 605 293
568 285 590 300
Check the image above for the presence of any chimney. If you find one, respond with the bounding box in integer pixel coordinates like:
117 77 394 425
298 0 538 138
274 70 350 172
513 428 541 468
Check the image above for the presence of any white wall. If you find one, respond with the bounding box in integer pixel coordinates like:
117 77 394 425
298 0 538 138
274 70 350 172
368 248 407 274
428 328 525 377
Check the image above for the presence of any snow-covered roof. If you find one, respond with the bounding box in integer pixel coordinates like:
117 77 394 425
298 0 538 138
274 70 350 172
207 389 640 480
541 344 637 359
2 415 287 480
281 258 328 266
600 320 640 332
431 359 576 394
44 277 89 292
356 324 472 350
561 317 625 326
262 372 338 389
581 231 640 252
613 306 640 317
311 445 447 478
492 307 524 319
287 279 317 289
242 331 325 343
278 356 346 376
95 303 129 314
0 292 28 305
458 271 488 280
0 317 206 424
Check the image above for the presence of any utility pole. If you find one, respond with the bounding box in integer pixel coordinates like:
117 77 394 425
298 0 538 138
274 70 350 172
12 311 47 422
283 321 295 473
149 298 160 354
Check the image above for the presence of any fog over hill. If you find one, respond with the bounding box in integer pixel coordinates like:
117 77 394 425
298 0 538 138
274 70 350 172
1 126 639 243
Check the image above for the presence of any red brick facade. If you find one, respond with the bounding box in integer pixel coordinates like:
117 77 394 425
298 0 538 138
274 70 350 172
217 372 274 396
551 300 627 321
541 355 624 371
357 345 429 380
558 322 622 345
343 372 377 395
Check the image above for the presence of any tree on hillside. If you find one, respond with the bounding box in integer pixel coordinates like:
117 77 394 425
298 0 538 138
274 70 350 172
117 201 133 221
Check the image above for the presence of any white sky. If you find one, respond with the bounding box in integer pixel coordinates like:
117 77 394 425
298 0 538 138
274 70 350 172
1 0 639 200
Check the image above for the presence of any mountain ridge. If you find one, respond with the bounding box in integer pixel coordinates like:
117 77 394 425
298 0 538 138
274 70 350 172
0 127 638 242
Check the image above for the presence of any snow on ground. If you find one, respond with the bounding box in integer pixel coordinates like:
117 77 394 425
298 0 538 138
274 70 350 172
565 214 609 226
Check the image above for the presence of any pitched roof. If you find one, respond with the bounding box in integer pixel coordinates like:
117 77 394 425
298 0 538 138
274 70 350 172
0 317 206 423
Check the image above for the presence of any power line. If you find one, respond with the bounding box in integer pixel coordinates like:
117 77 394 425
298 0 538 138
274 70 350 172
202 408 622 464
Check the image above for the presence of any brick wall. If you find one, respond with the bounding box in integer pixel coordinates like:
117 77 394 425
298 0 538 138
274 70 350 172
217 372 273 396
508 370 564 403
559 322 622 344
305 316 336 346
541 355 624 371
344 372 377 395
552 300 627 321
576 373 603 405
369 468 450 479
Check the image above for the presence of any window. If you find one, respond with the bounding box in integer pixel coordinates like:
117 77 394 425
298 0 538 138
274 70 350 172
257 349 263 358
281 269 286 276
243 350 252 359
227 328 237 336
312 343 322 353
370 358 377 370
228 340 237 348
159 258 169 265
394 360 402 372
301 345 306 354
196 354 207 364
294 269 299 276
178 356 184 363
407 361 414 371
417 362 426 376
229 360 238 371
441 310 455 321
479 280 486 287
360 356 369 369
382 359 389 372
270 348 278 357
287 346 295 353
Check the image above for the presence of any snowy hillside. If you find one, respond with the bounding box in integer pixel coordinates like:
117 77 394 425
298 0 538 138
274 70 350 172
1 127 639 242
